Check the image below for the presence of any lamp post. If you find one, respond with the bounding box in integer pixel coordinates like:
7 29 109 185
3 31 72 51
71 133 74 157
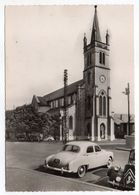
107 87 111 139
122 83 130 135
93 85 98 139
63 69 68 143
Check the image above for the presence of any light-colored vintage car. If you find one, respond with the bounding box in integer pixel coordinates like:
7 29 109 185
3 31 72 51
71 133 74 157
44 141 114 177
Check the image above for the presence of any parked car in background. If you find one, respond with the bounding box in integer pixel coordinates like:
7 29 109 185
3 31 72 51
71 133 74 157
43 136 55 142
44 141 114 178
107 148 135 190
16 133 27 142
28 133 43 142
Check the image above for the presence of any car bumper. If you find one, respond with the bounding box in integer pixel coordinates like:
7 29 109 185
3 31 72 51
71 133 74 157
108 180 120 187
44 164 73 174
108 180 135 190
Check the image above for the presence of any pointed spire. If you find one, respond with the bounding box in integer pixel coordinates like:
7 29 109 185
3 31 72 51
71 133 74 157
91 5 101 43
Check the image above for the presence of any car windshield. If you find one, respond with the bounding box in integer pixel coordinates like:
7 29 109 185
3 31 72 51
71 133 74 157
63 144 80 153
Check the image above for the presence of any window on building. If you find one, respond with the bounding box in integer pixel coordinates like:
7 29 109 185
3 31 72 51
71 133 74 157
61 98 64 107
99 96 102 115
99 91 106 116
58 99 60 107
55 100 58 108
87 96 91 110
99 52 105 65
54 100 56 108
99 52 102 64
87 72 91 85
103 96 106 116
68 96 72 105
69 116 73 129
52 101 54 108
103 52 105 64
71 95 73 104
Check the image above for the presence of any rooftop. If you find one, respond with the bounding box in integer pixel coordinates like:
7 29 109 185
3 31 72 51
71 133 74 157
43 79 83 102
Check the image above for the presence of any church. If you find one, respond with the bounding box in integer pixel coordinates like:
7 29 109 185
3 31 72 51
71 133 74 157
31 6 115 141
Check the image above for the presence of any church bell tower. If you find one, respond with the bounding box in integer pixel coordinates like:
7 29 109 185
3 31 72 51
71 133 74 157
83 5 112 141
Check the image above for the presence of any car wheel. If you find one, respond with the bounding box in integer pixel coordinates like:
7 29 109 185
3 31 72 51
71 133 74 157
77 165 86 178
107 156 113 168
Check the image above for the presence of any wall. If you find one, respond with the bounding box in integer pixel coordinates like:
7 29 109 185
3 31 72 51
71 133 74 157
38 106 50 113
126 135 135 148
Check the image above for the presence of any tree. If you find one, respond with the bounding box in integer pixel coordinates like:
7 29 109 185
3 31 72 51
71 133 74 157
6 104 61 139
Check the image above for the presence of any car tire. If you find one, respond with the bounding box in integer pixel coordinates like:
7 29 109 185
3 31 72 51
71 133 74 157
77 165 86 178
107 156 113 168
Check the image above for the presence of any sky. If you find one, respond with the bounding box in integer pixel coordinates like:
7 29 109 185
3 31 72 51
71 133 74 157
5 5 134 114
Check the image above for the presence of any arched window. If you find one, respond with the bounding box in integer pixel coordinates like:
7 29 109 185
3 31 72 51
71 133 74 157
69 116 73 129
99 52 102 64
99 91 106 116
99 96 102 115
103 96 106 116
99 52 105 65
103 53 105 65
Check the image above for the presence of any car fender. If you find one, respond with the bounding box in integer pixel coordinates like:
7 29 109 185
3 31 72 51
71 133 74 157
69 156 88 173
45 154 55 163
103 150 114 160
102 149 113 157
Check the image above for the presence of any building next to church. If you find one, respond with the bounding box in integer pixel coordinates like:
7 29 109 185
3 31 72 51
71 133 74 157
31 6 117 141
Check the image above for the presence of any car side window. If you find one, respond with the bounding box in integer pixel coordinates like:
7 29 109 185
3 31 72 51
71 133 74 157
95 145 101 152
87 146 94 153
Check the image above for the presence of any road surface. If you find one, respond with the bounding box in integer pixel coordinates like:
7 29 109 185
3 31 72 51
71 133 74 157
6 141 129 191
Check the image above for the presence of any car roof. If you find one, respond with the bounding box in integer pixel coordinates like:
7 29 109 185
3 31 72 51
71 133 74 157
66 141 98 147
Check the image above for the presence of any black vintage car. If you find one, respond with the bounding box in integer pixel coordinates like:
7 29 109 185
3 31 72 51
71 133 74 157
107 149 135 190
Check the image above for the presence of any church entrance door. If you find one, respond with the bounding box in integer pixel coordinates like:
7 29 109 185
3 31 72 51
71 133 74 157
100 123 105 139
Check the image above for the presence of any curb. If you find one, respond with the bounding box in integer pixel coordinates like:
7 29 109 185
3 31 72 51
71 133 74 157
116 147 131 151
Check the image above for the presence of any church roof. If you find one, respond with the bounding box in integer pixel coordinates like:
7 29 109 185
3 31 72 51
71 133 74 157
91 5 101 43
43 79 83 102
37 96 49 106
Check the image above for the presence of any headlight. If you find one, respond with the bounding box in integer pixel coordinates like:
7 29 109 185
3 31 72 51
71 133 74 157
116 176 121 182
114 166 120 171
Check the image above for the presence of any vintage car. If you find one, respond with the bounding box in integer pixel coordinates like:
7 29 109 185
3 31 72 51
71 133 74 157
44 141 114 178
43 136 55 142
28 133 43 142
16 133 27 141
107 149 135 190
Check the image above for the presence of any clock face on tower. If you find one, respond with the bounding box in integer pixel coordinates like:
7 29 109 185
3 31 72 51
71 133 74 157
99 75 106 83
